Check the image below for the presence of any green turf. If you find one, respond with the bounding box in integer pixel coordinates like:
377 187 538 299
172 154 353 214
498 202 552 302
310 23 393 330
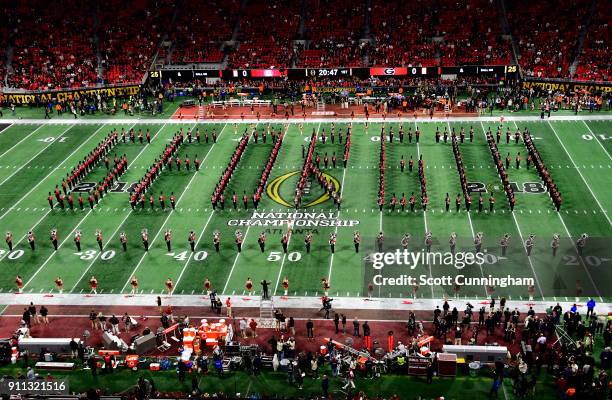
0 117 610 301
0 358 526 399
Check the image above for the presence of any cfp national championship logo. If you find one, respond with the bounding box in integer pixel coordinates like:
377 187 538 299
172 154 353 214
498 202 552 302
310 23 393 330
267 171 341 208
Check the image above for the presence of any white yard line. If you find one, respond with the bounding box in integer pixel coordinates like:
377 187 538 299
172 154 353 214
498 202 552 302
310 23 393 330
0 124 107 223
173 210 215 289
0 124 46 160
417 121 435 299
221 224 252 295
120 122 226 293
0 124 73 187
547 121 611 225
266 123 314 295
510 213 545 299
325 150 346 284
581 120 611 160
473 121 517 299
503 121 546 300
556 213 603 302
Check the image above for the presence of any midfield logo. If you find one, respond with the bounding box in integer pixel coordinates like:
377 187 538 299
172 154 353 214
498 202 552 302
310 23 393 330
266 170 341 208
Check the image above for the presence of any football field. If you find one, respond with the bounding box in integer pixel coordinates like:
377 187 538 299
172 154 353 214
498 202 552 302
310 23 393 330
0 116 610 304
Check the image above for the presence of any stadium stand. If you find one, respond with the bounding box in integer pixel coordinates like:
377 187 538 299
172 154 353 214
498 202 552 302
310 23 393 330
97 0 172 85
573 1 609 82
368 0 437 67
436 0 511 66
296 0 366 68
8 0 98 90
0 0 609 89
226 0 300 68
169 0 240 64
0 4 9 86
506 0 589 79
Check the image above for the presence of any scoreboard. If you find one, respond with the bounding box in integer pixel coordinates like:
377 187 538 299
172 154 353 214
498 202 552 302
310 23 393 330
158 65 518 82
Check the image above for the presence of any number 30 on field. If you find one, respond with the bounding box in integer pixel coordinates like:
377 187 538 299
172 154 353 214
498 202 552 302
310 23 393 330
76 250 115 261
267 251 302 262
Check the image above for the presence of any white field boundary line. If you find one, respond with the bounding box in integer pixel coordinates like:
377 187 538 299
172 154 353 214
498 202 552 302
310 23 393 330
0 124 73 187
2 114 612 126
0 124 110 263
501 121 547 300
445 121 486 299
119 122 226 293
417 121 436 300
220 122 282 296
581 120 612 161
0 293 607 314
234 124 302 295
173 211 215 290
68 122 173 293
0 124 46 160
21 123 142 289
510 212 546 300
0 123 107 223
547 121 611 225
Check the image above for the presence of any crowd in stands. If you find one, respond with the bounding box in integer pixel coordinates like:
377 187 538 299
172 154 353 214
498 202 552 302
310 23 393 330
296 0 366 68
436 0 511 66
573 1 609 82
8 0 98 90
227 0 300 68
507 0 588 79
97 0 172 85
170 0 239 64
0 0 608 91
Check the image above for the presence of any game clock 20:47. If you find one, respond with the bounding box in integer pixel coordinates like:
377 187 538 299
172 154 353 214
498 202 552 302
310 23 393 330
0 379 69 395
309 68 350 77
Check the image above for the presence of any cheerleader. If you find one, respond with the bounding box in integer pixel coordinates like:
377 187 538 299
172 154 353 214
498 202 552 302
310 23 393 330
321 278 330 297
245 277 253 295
89 276 98 294
15 275 23 293
130 276 139 295
204 278 212 295
165 278 173 296
55 276 64 294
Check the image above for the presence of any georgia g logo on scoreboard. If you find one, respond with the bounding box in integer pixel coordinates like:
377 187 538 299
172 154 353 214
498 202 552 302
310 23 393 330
384 68 396 75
